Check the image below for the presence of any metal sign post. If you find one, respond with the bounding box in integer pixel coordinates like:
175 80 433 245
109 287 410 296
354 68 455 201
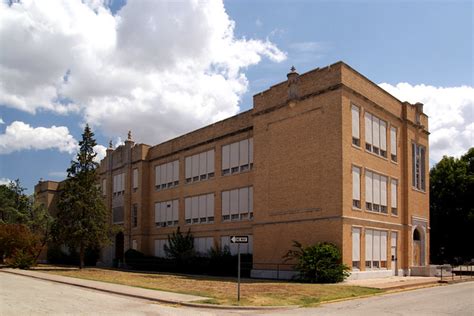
230 235 248 302
237 243 241 301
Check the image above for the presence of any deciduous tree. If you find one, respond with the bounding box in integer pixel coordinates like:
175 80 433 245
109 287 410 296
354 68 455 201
430 147 474 263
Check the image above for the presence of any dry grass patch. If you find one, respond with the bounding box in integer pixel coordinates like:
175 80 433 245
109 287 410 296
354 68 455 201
43 268 380 306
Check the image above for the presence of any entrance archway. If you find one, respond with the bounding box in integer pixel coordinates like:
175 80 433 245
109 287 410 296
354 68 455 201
412 227 423 266
115 232 124 262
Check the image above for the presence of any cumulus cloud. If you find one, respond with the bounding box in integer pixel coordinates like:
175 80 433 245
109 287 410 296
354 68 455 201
0 121 78 154
0 117 4 124
379 83 474 162
0 177 12 185
93 144 107 162
0 0 286 146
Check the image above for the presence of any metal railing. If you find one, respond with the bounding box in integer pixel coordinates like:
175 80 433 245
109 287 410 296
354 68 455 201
437 263 474 282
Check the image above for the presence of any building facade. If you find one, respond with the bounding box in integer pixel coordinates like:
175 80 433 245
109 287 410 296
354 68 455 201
36 62 430 279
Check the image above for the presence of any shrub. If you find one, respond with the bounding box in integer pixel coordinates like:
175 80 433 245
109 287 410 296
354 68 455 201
284 241 350 283
0 223 39 269
164 227 194 267
7 249 36 269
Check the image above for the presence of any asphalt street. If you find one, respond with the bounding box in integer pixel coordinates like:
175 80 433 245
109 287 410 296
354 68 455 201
1 272 473 316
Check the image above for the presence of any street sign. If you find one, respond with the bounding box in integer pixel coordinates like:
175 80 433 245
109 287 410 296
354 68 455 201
230 236 248 243
229 235 249 302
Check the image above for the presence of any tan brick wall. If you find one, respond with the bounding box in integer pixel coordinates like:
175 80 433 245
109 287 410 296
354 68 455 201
36 61 429 275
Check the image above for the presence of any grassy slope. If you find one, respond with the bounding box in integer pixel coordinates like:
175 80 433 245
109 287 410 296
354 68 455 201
44 268 380 306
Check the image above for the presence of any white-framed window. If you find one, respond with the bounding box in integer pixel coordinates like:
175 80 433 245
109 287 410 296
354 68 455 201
154 200 179 227
390 126 397 162
222 138 254 175
352 166 361 209
194 237 214 256
155 160 179 190
365 170 388 213
391 179 398 215
154 239 168 258
113 173 125 196
132 240 138 250
221 186 253 221
184 193 214 224
352 227 361 269
221 235 253 255
185 149 215 183
365 112 387 158
412 143 426 191
365 229 388 269
351 105 360 147
132 168 138 191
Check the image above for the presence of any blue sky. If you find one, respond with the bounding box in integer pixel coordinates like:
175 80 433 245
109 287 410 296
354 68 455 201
0 0 472 194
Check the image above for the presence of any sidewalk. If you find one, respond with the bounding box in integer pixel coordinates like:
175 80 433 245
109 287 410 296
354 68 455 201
345 276 440 290
0 268 297 310
0 268 206 305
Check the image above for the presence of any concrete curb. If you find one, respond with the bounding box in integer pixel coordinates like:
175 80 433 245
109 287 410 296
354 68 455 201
0 269 297 311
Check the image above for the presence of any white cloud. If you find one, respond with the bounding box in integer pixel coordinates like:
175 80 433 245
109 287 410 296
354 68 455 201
0 0 286 146
0 121 78 154
379 83 474 162
93 144 107 163
0 117 4 124
0 177 12 185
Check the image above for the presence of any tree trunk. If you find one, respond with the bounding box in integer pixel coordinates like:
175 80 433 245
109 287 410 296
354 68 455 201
79 242 85 269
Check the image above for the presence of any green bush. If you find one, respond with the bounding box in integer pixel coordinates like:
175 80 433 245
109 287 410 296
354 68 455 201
7 249 36 269
284 241 350 283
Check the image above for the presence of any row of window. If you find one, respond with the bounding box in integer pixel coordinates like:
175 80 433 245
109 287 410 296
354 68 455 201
112 173 125 195
152 186 253 226
222 138 254 175
154 200 179 227
352 227 396 270
352 166 398 215
155 160 179 190
351 105 397 162
352 105 427 192
185 150 215 184
185 193 215 224
222 187 254 221
154 235 254 257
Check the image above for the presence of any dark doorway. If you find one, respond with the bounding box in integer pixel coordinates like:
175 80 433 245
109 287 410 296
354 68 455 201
115 232 124 262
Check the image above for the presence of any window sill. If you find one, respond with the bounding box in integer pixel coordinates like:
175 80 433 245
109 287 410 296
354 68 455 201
365 148 389 161
365 209 389 216
411 187 427 194
351 143 362 151
221 165 254 177
352 207 362 212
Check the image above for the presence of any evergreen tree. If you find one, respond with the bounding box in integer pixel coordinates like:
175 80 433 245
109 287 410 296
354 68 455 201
164 227 194 266
54 125 110 268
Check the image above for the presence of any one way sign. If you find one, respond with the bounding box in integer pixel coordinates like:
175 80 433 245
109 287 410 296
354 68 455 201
230 236 248 243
